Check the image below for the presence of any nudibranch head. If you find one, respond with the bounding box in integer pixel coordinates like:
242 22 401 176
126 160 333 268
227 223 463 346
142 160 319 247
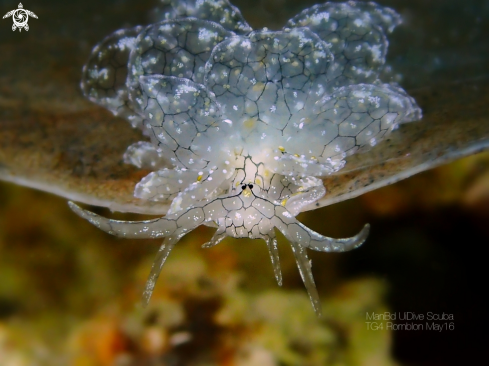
76 0 422 315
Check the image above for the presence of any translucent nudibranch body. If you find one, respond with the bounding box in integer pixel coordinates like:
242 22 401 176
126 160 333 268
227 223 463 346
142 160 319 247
75 0 422 315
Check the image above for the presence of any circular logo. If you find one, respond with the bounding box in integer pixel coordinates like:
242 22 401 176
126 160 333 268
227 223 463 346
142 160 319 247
12 9 29 29
3 3 38 32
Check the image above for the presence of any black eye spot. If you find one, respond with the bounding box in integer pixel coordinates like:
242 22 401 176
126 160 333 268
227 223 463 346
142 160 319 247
248 184 254 189
241 185 246 190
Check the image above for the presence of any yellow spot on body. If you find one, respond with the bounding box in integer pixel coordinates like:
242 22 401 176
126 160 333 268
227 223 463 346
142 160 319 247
243 118 256 129
243 188 252 197
281 198 288 206
197 175 203 182
278 146 285 152
252 82 264 92
294 154 299 158
256 178 261 185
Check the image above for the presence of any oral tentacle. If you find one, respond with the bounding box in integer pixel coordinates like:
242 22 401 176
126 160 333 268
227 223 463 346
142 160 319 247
270 204 369 253
306 223 370 252
264 231 282 286
68 201 196 239
289 239 322 316
142 230 185 306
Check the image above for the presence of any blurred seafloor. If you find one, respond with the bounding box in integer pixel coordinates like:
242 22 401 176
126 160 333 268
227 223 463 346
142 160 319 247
1 0 489 365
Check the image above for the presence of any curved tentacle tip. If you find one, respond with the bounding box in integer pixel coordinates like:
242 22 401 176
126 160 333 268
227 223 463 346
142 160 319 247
68 201 118 234
327 222 370 252
68 201 101 227
352 223 370 250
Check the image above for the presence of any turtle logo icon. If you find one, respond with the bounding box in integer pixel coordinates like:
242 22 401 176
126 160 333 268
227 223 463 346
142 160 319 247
3 3 38 31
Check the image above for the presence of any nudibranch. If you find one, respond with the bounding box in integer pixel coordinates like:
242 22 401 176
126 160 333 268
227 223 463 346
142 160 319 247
72 0 422 315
